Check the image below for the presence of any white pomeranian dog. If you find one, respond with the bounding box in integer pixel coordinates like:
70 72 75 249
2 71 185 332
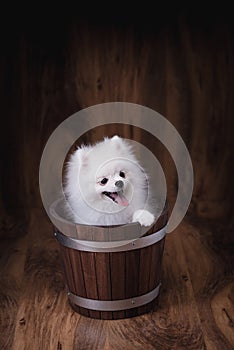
64 135 155 226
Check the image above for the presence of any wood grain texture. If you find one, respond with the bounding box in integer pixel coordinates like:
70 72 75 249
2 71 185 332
0 8 234 349
0 209 233 349
51 206 168 320
1 11 234 220
59 235 165 319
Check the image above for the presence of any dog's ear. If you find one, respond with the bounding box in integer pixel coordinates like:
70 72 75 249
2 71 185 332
111 135 134 158
111 135 121 141
111 135 122 150
73 147 89 168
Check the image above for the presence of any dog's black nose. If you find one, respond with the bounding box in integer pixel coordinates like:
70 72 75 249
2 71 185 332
115 180 124 189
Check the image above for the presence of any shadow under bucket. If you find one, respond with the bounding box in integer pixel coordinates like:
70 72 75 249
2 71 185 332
50 199 168 320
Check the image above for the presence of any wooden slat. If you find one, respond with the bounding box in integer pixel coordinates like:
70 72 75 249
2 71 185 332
80 252 100 319
110 252 126 319
125 249 141 318
59 246 75 293
95 252 112 319
137 245 153 315
149 240 165 291
68 248 90 317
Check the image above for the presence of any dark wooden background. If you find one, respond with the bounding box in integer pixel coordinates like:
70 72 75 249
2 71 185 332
0 6 233 350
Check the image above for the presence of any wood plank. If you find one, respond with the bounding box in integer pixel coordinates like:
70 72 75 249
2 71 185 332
1 15 234 221
59 246 76 294
125 249 140 318
68 248 90 318
0 219 28 350
137 245 153 315
73 317 108 349
12 209 80 349
181 219 234 350
149 241 163 290
211 282 234 346
95 252 112 319
110 252 126 319
80 251 100 319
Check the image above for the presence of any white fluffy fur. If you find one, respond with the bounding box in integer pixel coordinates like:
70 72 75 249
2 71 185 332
64 135 155 226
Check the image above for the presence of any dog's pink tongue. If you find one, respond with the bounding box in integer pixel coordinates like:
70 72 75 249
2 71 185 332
113 192 129 206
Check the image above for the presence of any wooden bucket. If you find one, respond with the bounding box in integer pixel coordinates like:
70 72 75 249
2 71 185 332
50 199 167 319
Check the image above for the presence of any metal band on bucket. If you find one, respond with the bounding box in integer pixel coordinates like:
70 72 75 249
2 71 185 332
54 225 166 252
67 283 161 311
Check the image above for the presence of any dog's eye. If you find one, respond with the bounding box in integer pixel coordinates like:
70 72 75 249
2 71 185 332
119 171 125 178
100 178 108 185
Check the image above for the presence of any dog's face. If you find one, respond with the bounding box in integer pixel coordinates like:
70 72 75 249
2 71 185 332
66 136 147 214
95 160 134 208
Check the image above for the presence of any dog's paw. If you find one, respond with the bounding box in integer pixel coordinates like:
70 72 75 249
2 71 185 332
132 209 155 227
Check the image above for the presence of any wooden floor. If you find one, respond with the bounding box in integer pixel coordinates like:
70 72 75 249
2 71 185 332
0 208 233 350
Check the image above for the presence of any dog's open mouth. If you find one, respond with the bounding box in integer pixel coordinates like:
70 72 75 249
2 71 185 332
102 191 129 206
